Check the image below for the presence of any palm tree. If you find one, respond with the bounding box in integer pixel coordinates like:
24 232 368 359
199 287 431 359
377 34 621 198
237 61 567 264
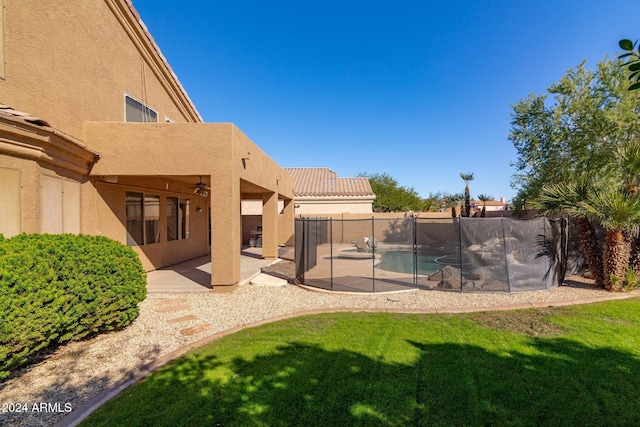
460 172 474 217
617 141 640 275
581 187 640 290
535 176 605 288
421 192 443 212
476 194 493 217
443 193 463 218
536 175 640 291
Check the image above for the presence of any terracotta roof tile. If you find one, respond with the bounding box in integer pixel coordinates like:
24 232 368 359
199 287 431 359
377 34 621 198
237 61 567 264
0 105 50 127
0 105 99 155
284 168 375 198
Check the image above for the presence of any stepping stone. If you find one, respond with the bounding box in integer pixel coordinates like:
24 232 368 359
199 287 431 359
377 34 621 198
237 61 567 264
250 273 287 287
180 323 213 336
168 315 198 324
154 304 190 313
156 298 187 306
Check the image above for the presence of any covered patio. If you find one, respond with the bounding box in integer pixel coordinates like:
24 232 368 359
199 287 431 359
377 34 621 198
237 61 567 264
146 246 294 293
84 122 295 287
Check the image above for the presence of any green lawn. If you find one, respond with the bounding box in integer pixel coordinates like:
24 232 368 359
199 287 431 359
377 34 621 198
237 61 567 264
82 298 640 426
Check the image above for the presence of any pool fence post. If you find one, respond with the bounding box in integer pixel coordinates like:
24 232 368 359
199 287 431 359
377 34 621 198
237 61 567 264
458 217 463 293
412 216 418 289
372 216 376 293
301 217 309 274
302 217 307 282
330 217 333 291
501 216 511 293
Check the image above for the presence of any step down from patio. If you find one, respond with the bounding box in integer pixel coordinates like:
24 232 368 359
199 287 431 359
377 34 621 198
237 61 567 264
168 315 198 324
154 304 191 313
180 323 213 336
250 273 287 287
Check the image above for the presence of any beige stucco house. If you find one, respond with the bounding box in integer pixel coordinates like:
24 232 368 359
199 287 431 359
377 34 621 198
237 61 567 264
470 197 509 213
0 0 294 286
285 168 375 215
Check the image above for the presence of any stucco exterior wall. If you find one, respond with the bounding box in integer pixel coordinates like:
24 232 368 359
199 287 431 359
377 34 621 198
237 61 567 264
0 116 94 237
93 177 210 271
83 122 293 278
294 199 374 215
83 122 293 199
0 0 295 284
0 0 199 141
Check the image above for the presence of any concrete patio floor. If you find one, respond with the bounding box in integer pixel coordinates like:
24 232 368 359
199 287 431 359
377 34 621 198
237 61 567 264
146 246 294 293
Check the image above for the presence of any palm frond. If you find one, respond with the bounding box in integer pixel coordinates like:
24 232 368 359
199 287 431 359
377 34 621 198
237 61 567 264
532 182 583 216
582 188 640 231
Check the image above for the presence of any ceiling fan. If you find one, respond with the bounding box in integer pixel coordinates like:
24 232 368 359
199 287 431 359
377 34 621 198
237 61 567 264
192 176 210 197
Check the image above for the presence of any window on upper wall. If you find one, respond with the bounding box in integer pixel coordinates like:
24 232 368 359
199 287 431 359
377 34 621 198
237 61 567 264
126 191 160 246
125 94 158 123
166 196 190 241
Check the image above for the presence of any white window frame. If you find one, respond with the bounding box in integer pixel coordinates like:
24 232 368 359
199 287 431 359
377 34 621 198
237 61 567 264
124 93 158 123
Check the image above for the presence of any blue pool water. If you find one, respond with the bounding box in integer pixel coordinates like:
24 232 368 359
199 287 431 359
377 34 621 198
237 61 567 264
378 250 467 276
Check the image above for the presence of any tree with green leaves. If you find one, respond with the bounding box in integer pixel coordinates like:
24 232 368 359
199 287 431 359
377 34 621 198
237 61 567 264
359 172 422 212
460 172 474 217
512 57 640 291
421 192 444 212
619 39 640 90
510 58 640 211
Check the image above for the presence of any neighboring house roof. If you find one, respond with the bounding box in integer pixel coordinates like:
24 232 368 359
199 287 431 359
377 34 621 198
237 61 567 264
472 199 507 207
285 168 375 198
470 199 508 212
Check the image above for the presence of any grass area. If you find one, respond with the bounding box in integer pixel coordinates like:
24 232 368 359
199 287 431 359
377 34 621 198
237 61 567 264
82 299 640 426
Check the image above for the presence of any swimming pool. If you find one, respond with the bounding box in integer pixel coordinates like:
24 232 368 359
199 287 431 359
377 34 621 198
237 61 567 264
377 249 468 276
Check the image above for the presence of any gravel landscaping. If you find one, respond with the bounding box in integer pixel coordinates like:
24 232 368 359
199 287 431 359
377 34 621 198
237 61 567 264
0 261 636 427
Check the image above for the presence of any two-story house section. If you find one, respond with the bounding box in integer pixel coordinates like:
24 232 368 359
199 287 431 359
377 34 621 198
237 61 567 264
0 0 294 287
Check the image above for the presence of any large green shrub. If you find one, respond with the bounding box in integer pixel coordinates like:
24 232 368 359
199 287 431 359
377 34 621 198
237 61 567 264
0 234 146 380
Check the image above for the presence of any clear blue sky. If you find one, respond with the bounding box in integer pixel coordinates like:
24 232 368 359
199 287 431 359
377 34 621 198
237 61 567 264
132 0 639 202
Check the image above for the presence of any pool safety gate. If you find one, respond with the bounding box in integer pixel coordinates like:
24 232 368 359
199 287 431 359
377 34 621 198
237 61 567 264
295 216 570 293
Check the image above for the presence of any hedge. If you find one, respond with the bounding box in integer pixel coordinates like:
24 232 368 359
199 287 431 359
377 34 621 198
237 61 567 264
0 234 146 380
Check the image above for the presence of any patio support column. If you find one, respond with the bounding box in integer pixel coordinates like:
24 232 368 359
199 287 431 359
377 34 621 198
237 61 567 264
262 190 278 260
282 198 294 246
211 172 241 286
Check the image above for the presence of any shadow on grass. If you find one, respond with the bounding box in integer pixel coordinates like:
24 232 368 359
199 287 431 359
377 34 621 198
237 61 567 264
84 336 640 426
0 337 162 427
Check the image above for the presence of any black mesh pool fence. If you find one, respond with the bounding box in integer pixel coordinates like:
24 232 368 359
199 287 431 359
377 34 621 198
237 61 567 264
294 216 575 293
